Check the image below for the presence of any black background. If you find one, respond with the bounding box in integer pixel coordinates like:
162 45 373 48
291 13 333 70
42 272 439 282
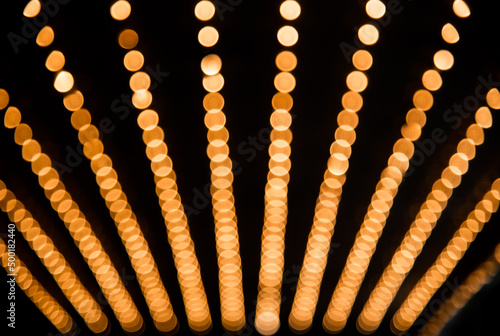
0 1 499 336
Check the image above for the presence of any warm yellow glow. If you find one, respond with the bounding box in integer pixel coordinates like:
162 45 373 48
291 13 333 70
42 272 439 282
124 50 144 71
342 91 363 112
203 92 225 111
130 72 151 92
23 0 41 17
280 0 301 20
45 51 66 72
4 106 21 129
352 50 373 71
36 26 55 47
413 90 433 111
276 51 297 72
486 88 500 109
475 106 492 129
195 1 216 21
132 89 153 109
0 89 9 110
358 24 379 45
274 72 296 93
277 26 299 47
272 92 293 111
453 0 471 18
138 110 159 131
110 0 131 21
366 0 386 19
466 123 484 145
441 23 460 44
422 70 442 91
198 26 219 47
346 71 368 92
433 50 454 71
54 71 74 93
203 73 225 92
201 54 222 75
63 90 84 111
118 29 139 49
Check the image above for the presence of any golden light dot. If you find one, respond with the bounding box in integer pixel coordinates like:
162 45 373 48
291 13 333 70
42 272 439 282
352 50 373 71
195 1 216 21
0 89 9 110
475 106 492 129
413 90 433 111
346 71 368 92
4 107 21 129
54 71 74 93
45 51 65 72
341 91 363 112
132 90 152 109
441 23 460 44
137 109 159 131
406 108 426 127
36 26 54 47
110 0 131 21
422 70 442 91
203 74 225 92
433 50 454 71
124 50 144 71
198 26 219 47
280 0 301 20
275 51 297 72
270 110 292 131
274 72 296 93
22 139 42 162
71 109 92 130
466 124 484 145
201 54 222 76
401 123 421 141
118 29 139 49
453 0 470 18
203 92 224 111
358 24 379 46
366 0 386 19
63 90 84 111
272 92 293 111
23 0 41 18
486 88 500 109
277 26 299 47
130 72 151 92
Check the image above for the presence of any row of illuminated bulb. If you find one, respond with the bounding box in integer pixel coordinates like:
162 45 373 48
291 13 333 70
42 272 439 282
357 104 494 334
392 177 500 333
321 17 465 333
195 0 246 331
15 10 179 333
255 1 301 335
420 243 500 336
112 0 213 331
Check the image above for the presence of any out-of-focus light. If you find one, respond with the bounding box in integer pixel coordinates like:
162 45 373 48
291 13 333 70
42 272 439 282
441 23 460 44
198 26 219 47
36 26 54 47
413 90 433 111
358 24 379 45
475 106 493 129
276 51 297 72
486 88 500 109
45 51 66 72
280 0 301 20
352 50 373 71
203 73 225 92
4 107 21 129
54 71 74 93
422 70 442 91
23 0 41 18
277 26 299 47
346 71 368 92
195 1 216 21
0 89 10 110
137 110 159 131
132 90 153 109
453 0 470 18
201 54 222 75
124 50 144 71
342 91 363 112
130 72 151 92
433 50 454 71
118 29 139 49
63 90 84 111
274 72 296 93
110 0 131 21
366 0 386 19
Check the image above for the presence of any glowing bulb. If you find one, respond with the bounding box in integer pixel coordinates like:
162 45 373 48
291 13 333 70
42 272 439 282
358 24 379 45
277 26 299 47
441 23 460 44
434 50 454 71
124 50 144 71
366 0 386 19
45 51 65 72
201 54 222 75
195 1 216 21
4 107 21 129
0 89 9 110
36 26 54 47
23 0 41 17
422 70 442 91
198 26 219 47
275 51 297 72
54 71 74 93
280 0 301 20
110 1 131 21
118 29 139 49
453 0 470 18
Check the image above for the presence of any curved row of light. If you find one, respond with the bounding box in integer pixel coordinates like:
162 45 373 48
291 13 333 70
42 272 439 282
194 1 246 332
0 238 74 334
420 243 500 336
24 8 177 333
358 99 496 333
0 182 108 333
3 103 145 333
255 1 300 335
110 1 212 333
392 177 500 333
323 2 470 332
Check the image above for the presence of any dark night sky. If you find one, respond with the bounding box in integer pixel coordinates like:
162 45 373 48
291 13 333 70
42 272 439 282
1 1 499 336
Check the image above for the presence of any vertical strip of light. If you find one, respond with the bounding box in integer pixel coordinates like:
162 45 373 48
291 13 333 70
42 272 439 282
22 14 178 333
419 243 500 336
391 177 500 333
254 2 300 335
194 1 246 332
323 4 470 332
0 238 75 334
0 183 108 334
357 102 495 333
110 1 212 333
3 106 145 333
